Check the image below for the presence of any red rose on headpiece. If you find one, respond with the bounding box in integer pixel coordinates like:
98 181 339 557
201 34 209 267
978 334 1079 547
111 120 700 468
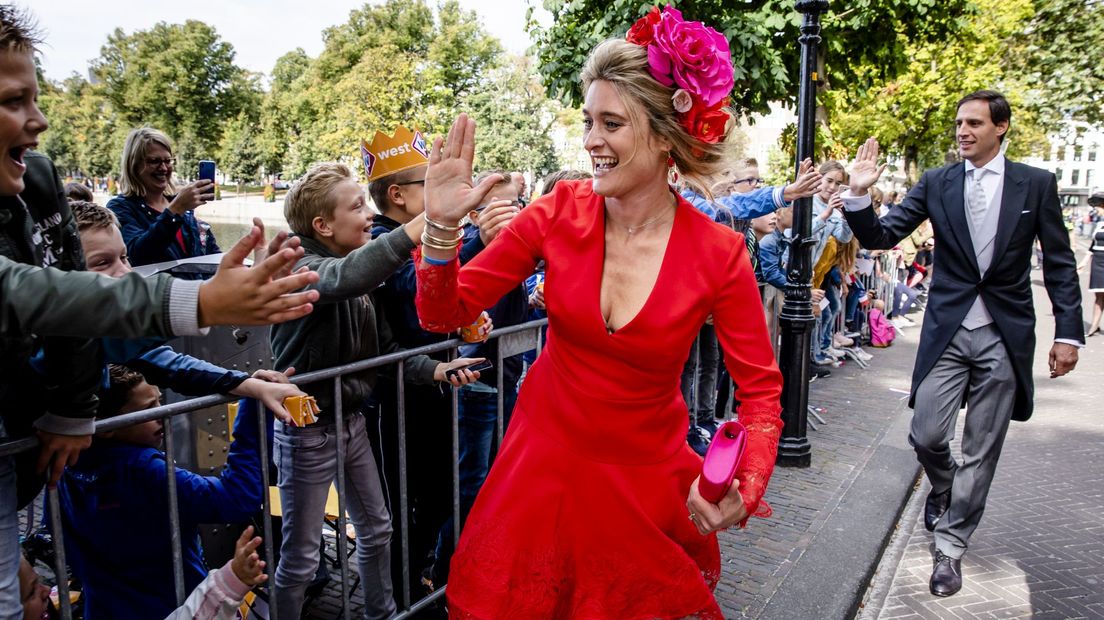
626 6 662 46
679 102 731 144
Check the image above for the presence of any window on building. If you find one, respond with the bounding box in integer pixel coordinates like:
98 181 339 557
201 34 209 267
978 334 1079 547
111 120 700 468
1087 169 1095 189
1075 146 1083 162
1056 168 1063 181
1072 169 1081 185
1090 146 1099 162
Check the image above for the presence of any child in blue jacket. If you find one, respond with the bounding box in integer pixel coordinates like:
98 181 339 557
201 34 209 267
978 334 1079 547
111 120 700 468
57 365 271 619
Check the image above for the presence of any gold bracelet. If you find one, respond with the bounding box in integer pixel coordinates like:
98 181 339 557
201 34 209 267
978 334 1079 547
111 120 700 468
421 230 462 251
422 229 463 246
422 238 461 252
425 216 462 233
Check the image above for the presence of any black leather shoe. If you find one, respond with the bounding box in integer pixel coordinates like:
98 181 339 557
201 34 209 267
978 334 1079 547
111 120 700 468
924 488 951 532
930 551 962 596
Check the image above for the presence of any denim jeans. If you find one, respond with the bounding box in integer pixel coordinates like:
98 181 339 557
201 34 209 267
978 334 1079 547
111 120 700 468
819 285 841 350
0 426 18 620
680 324 719 424
892 282 920 318
432 382 517 584
273 413 395 620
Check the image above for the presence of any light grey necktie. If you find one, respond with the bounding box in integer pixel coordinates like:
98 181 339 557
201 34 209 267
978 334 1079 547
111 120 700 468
967 168 988 232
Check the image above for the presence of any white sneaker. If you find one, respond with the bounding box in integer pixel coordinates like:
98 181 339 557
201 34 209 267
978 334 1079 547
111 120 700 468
891 317 912 329
833 333 855 347
825 347 847 359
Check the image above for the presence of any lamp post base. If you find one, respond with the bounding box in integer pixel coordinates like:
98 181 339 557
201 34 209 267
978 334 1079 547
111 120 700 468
777 437 812 467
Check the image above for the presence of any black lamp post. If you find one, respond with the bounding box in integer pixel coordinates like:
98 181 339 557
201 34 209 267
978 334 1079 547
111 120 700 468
776 0 828 467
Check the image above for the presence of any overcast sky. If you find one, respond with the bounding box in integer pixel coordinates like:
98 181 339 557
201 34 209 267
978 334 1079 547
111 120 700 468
23 0 546 82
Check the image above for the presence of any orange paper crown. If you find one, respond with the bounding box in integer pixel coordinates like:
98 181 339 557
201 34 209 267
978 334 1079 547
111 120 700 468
361 126 430 182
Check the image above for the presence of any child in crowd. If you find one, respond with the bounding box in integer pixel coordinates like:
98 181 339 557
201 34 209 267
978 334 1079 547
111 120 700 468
69 200 304 418
269 162 483 619
869 299 896 348
57 367 272 619
166 525 268 620
0 10 318 613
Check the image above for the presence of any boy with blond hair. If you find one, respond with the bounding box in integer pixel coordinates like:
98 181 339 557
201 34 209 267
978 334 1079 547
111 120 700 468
270 162 481 619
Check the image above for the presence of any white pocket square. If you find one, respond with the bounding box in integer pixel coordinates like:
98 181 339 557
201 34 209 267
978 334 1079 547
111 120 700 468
1020 209 1031 213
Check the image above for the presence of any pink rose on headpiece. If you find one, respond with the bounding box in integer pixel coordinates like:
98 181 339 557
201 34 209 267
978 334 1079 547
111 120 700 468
645 6 734 108
671 89 693 114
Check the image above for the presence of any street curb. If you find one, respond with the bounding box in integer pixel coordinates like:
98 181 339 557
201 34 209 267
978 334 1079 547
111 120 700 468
757 395 921 620
855 472 926 619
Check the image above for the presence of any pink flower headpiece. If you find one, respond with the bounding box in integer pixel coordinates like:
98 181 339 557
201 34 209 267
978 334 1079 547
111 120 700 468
627 5 734 145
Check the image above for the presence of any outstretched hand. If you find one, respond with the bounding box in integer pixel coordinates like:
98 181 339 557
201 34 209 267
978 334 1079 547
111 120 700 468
230 525 268 587
782 158 822 202
198 226 320 327
425 114 508 226
848 137 887 195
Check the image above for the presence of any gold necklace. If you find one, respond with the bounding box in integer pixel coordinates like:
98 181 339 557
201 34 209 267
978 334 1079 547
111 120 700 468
612 199 677 235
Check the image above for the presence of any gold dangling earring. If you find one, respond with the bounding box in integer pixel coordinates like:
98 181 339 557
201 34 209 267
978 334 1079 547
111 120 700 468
667 155 679 184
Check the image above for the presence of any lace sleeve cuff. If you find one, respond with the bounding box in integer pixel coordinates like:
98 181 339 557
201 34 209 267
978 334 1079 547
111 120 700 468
414 248 464 333
735 400 783 527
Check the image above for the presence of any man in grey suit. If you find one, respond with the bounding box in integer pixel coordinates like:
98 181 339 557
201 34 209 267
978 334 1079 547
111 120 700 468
840 91 1083 597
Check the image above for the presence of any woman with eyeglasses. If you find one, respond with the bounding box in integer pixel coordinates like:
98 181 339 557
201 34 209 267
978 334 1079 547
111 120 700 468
107 128 219 268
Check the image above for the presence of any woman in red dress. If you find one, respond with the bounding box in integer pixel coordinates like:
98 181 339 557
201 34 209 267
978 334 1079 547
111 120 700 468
415 7 783 618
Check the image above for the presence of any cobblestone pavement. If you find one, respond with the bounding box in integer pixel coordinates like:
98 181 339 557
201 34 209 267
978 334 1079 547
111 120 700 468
713 317 922 617
861 261 1104 619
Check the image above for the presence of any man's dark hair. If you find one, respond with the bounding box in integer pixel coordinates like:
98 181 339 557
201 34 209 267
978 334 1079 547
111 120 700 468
957 90 1012 142
0 5 43 53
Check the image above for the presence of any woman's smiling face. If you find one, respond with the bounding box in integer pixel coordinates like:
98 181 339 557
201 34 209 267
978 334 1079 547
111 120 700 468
583 80 668 199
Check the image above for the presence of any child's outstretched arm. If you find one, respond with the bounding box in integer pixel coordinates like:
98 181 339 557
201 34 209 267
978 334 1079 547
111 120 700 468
165 526 263 620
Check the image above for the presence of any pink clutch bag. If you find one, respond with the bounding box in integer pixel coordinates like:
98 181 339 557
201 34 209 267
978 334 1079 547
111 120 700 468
698 421 748 504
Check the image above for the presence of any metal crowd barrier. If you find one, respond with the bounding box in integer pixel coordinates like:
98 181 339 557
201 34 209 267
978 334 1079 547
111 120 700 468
1 318 549 620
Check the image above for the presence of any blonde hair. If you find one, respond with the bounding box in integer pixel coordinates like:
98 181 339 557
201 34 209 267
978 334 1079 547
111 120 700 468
118 128 176 197
580 39 731 199
284 162 357 238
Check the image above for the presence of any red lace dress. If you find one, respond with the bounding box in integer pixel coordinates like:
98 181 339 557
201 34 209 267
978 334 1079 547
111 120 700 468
416 180 783 619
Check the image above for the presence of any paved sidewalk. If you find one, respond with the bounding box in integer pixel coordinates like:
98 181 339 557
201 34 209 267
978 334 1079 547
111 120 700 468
714 320 923 618
860 268 1104 619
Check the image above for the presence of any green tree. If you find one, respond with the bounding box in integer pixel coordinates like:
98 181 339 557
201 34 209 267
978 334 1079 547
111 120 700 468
465 56 560 177
39 75 124 178
263 0 505 177
527 0 971 115
219 111 263 187
825 0 1047 182
91 20 261 176
256 49 311 178
1012 0 1104 128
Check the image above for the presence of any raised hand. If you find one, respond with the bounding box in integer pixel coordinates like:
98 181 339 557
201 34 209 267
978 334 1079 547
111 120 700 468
424 114 508 226
230 525 268 586
848 137 887 195
478 200 520 245
251 217 289 266
168 180 216 215
782 158 822 202
198 226 320 327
